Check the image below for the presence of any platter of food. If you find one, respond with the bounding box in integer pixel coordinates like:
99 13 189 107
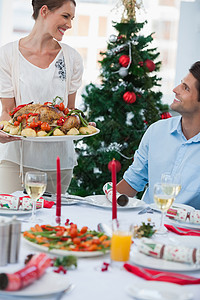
0 100 99 142
23 223 111 257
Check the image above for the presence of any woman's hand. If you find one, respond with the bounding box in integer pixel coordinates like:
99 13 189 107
0 125 21 143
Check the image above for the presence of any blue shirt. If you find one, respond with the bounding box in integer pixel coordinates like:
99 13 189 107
123 116 200 209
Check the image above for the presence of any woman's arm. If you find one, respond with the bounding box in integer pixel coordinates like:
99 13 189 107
0 97 21 143
0 98 16 121
68 92 76 109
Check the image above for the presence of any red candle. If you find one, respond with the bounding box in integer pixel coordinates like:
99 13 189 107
111 159 117 220
56 156 61 224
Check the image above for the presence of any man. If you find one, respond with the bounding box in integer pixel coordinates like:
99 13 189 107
117 61 200 209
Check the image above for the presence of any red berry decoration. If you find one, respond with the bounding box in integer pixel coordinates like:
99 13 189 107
161 112 172 119
123 91 136 104
108 160 121 173
145 59 155 72
119 55 130 67
138 61 143 67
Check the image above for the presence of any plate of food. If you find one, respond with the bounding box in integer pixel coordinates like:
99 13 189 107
84 195 145 210
23 223 111 257
0 101 99 142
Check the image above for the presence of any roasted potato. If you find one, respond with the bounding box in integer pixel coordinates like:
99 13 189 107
21 128 37 137
79 125 97 135
10 126 20 135
67 128 79 135
53 128 65 136
37 130 48 137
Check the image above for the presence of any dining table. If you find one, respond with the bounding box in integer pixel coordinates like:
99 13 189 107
0 191 200 300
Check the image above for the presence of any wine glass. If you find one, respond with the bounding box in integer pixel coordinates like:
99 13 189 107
161 173 181 198
24 172 47 223
154 182 175 235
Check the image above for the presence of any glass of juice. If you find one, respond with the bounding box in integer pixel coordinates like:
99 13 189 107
110 219 133 268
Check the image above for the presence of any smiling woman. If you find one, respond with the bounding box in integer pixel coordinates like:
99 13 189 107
0 0 83 194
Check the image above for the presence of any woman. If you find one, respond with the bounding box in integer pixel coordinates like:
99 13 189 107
0 0 83 194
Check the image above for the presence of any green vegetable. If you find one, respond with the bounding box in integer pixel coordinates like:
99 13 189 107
53 255 77 268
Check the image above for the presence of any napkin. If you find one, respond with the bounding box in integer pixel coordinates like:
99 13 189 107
165 224 200 236
124 264 200 285
43 200 54 208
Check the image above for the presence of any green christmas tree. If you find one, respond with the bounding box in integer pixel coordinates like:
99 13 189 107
68 0 170 197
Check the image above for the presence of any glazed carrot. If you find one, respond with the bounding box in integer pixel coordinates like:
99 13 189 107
35 224 43 232
23 232 36 239
86 244 98 251
99 235 108 242
41 243 50 247
35 236 46 244
102 240 111 248
30 227 37 232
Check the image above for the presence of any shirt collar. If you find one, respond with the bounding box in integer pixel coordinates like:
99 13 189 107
170 115 200 142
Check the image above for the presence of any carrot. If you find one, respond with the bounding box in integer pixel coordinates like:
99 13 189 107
30 227 37 232
41 243 50 247
35 224 43 232
102 240 111 248
99 235 108 242
23 231 36 239
35 236 46 244
86 244 98 251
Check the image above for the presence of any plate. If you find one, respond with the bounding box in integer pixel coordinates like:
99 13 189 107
130 248 200 272
150 203 195 213
0 209 34 215
126 281 193 300
0 269 72 297
84 195 145 210
0 128 100 142
167 218 200 230
23 237 109 257
168 235 200 249
0 216 11 222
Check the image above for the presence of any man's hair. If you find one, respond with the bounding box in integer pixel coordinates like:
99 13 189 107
189 61 200 102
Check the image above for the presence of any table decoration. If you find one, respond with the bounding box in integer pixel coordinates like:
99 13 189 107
110 159 117 220
132 220 156 238
164 224 200 236
56 156 61 225
0 253 51 291
166 207 200 224
137 237 200 265
124 263 200 285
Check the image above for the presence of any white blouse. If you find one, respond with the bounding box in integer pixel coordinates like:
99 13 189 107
0 40 83 170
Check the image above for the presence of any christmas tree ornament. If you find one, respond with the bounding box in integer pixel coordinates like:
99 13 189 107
123 91 136 104
109 34 117 43
138 61 143 67
161 112 172 119
119 67 128 77
119 55 130 67
145 59 156 72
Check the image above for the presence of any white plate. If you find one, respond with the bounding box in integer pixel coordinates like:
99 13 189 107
23 237 109 257
130 248 200 272
126 281 193 300
0 208 44 215
167 218 200 230
84 195 145 210
0 269 72 297
0 216 12 222
1 128 100 142
168 235 200 249
150 203 195 213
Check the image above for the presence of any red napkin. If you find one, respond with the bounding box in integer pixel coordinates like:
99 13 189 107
43 200 54 208
165 224 200 236
124 263 200 285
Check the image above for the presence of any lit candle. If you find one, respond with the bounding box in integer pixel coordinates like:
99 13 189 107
56 156 61 224
111 159 117 220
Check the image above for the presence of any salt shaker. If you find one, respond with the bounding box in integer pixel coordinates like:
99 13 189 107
9 216 21 264
0 219 10 266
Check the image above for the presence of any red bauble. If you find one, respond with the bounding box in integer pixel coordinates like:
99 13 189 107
161 112 172 119
123 91 136 104
108 160 121 173
145 59 156 72
119 55 130 67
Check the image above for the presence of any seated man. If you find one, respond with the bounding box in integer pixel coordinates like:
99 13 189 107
117 61 200 209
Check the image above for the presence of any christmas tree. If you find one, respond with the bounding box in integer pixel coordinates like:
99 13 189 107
68 0 171 197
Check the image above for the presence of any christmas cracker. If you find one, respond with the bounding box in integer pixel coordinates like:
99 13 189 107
166 207 200 224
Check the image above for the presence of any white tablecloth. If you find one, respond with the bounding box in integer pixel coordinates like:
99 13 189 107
0 192 200 300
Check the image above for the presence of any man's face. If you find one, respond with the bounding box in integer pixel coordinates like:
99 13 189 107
170 72 200 116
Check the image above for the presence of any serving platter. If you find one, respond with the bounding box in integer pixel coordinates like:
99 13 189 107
23 237 109 257
0 128 100 142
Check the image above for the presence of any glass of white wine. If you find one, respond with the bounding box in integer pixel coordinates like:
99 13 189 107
161 173 181 198
25 172 47 223
154 182 175 235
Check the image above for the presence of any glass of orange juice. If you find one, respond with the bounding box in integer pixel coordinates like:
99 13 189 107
110 219 133 267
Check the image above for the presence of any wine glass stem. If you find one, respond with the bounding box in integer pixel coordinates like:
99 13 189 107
31 199 36 221
160 211 165 229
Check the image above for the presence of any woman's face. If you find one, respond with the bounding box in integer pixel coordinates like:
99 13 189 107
43 1 75 41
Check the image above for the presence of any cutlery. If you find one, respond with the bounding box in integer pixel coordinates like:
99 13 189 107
138 206 160 214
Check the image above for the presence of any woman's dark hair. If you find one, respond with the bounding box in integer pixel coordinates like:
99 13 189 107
32 0 76 20
189 61 200 102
